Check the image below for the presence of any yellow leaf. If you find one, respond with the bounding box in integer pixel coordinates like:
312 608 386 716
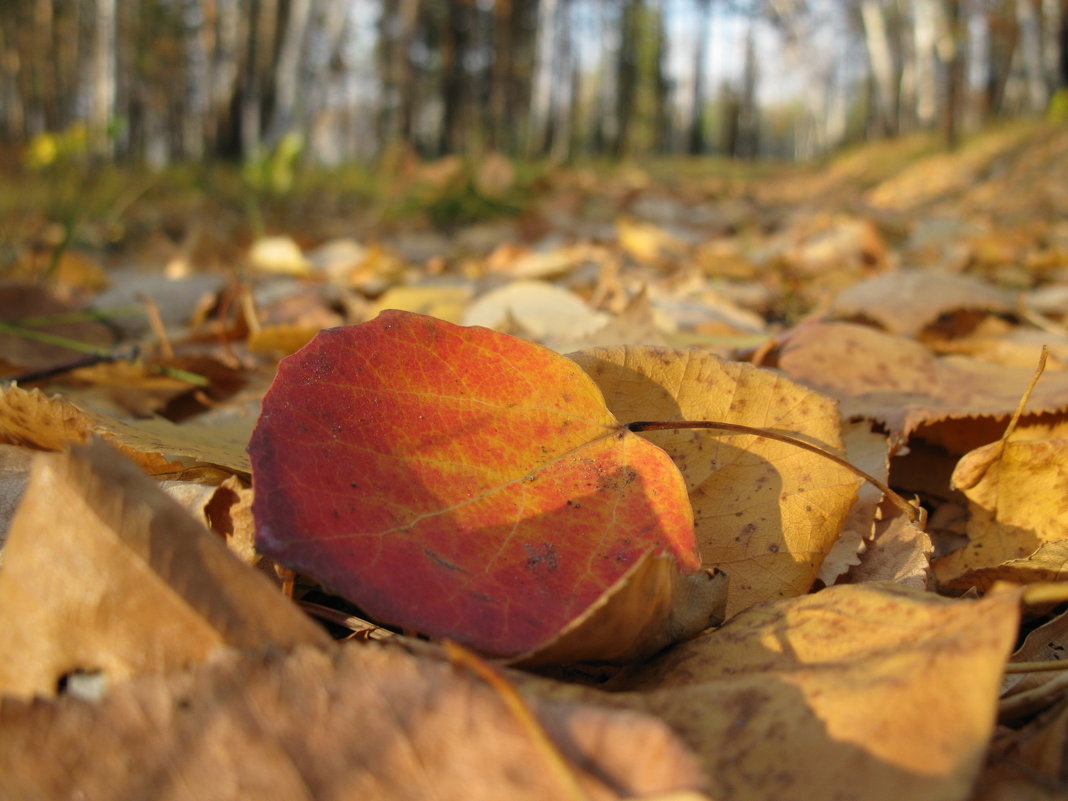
937 436 1068 586
570 347 861 616
574 583 1020 801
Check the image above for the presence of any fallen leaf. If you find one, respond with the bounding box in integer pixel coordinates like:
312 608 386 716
463 279 608 342
936 435 1068 586
777 322 1068 447
830 271 1013 338
248 235 310 275
0 444 33 552
540 583 1020 801
250 311 720 662
617 216 688 266
369 282 475 323
0 439 327 699
0 384 252 474
569 346 861 616
0 641 709 801
817 420 894 586
843 501 933 589
976 706 1068 801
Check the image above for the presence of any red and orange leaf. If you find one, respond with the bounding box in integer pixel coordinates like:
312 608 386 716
249 310 704 660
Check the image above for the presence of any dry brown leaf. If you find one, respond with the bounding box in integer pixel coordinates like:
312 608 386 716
0 384 251 474
0 642 708 801
556 583 1020 801
1003 594 1068 700
247 323 321 356
617 216 688 265
464 279 608 342
248 235 310 275
0 384 180 473
976 706 1068 801
844 499 933 588
558 286 667 350
570 346 861 616
369 283 475 323
105 415 254 474
936 436 1068 586
0 439 327 698
924 317 1068 369
161 474 258 565
782 215 888 278
940 539 1068 593
0 444 33 553
830 271 1013 338
777 322 1068 446
818 420 893 585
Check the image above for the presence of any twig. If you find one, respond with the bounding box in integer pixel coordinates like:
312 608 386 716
444 641 593 801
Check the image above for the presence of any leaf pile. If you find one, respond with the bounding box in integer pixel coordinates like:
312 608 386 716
2 124 1068 799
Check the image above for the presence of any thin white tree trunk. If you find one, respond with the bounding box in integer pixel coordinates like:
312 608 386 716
860 0 898 134
1016 0 1047 111
528 0 559 156
90 0 117 156
183 0 209 158
912 0 939 127
268 0 313 145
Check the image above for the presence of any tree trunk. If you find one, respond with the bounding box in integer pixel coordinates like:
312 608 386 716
90 0 117 156
860 0 899 136
1042 0 1064 91
528 0 559 157
911 0 939 128
942 0 964 150
440 0 472 155
267 0 312 146
614 0 639 157
1016 0 1048 112
688 0 713 155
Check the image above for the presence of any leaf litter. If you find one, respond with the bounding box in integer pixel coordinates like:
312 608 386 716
3 124 1068 799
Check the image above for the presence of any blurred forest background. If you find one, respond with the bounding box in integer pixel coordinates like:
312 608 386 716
2 0 1066 169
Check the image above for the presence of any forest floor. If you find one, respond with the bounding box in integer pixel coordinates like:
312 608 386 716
1 119 1068 800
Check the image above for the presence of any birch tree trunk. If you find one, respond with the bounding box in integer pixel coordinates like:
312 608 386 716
267 0 312 146
182 0 208 159
1016 0 1048 111
90 0 117 156
911 0 939 128
528 0 560 157
860 0 899 136
688 0 713 155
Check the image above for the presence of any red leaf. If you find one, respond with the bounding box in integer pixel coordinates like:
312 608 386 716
250 311 700 659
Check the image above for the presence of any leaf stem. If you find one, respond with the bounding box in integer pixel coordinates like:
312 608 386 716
627 419 921 526
444 640 593 801
1003 660 1068 674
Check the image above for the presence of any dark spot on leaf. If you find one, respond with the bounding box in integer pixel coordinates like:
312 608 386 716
524 542 560 573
